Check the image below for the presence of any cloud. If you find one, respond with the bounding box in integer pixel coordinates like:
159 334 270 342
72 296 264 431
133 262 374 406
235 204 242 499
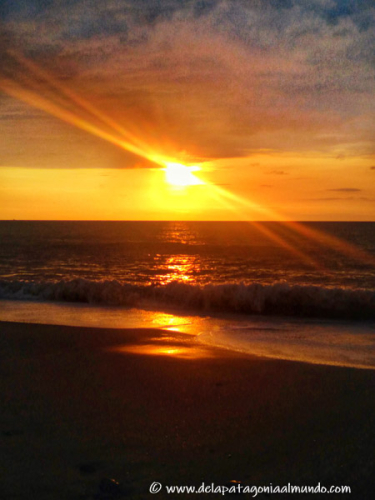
1 0 374 165
327 188 362 192
268 170 287 175
309 196 373 202
309 197 350 201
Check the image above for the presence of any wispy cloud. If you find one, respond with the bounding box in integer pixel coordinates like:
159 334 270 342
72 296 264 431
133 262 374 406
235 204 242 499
309 196 373 202
327 188 362 193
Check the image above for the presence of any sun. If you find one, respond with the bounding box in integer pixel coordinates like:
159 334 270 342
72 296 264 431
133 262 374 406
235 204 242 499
163 162 203 187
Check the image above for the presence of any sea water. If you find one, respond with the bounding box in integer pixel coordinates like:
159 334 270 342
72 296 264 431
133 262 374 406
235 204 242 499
1 221 374 368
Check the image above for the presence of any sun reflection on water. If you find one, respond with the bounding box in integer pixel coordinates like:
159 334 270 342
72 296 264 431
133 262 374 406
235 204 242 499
108 309 213 359
110 343 213 359
158 255 199 285
149 312 194 333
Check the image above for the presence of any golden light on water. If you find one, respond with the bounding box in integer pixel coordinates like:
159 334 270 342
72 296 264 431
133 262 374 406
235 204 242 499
148 313 196 332
108 312 212 359
159 256 197 285
110 343 213 359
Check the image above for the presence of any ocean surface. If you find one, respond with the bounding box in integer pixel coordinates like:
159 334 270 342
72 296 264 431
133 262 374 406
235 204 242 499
1 220 375 368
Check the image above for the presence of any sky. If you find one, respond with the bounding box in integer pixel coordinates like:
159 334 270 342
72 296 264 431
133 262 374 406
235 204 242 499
0 0 374 220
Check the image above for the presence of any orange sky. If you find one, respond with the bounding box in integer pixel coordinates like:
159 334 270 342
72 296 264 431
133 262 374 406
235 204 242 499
1 0 374 220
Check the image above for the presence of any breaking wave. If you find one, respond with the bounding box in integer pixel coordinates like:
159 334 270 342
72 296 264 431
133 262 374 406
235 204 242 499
0 278 374 320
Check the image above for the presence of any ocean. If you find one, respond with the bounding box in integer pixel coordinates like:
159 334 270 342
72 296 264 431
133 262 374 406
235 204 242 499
1 220 375 368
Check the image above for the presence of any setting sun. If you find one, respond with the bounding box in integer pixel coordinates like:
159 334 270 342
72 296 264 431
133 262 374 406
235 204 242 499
164 163 203 187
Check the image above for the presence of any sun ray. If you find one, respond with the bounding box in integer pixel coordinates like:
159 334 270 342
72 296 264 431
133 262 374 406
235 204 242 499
207 184 375 269
6 51 147 150
284 221 375 268
206 184 324 271
0 50 177 169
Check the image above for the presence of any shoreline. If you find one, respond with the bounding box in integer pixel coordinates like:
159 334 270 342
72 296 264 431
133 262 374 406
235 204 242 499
1 321 375 498
2 300 375 372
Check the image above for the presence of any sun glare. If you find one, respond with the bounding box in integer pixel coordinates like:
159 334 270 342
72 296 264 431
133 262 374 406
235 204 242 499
164 162 203 187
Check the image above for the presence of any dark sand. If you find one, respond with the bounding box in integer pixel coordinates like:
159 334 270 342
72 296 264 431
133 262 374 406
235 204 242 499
1 321 375 499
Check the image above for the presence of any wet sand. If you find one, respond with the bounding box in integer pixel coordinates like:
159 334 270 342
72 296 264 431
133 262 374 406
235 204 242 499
1 321 375 499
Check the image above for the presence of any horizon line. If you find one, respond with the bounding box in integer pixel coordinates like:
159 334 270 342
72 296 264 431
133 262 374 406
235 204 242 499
1 219 374 224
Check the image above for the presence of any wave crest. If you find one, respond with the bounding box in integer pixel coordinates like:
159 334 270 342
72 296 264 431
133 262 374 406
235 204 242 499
0 278 374 320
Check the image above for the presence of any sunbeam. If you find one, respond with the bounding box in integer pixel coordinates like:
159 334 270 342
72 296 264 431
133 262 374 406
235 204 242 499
1 50 183 170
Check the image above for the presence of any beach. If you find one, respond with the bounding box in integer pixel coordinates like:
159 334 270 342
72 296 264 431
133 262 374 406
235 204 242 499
1 321 374 499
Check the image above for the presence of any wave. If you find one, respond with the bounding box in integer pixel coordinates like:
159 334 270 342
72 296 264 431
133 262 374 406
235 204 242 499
0 278 374 320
